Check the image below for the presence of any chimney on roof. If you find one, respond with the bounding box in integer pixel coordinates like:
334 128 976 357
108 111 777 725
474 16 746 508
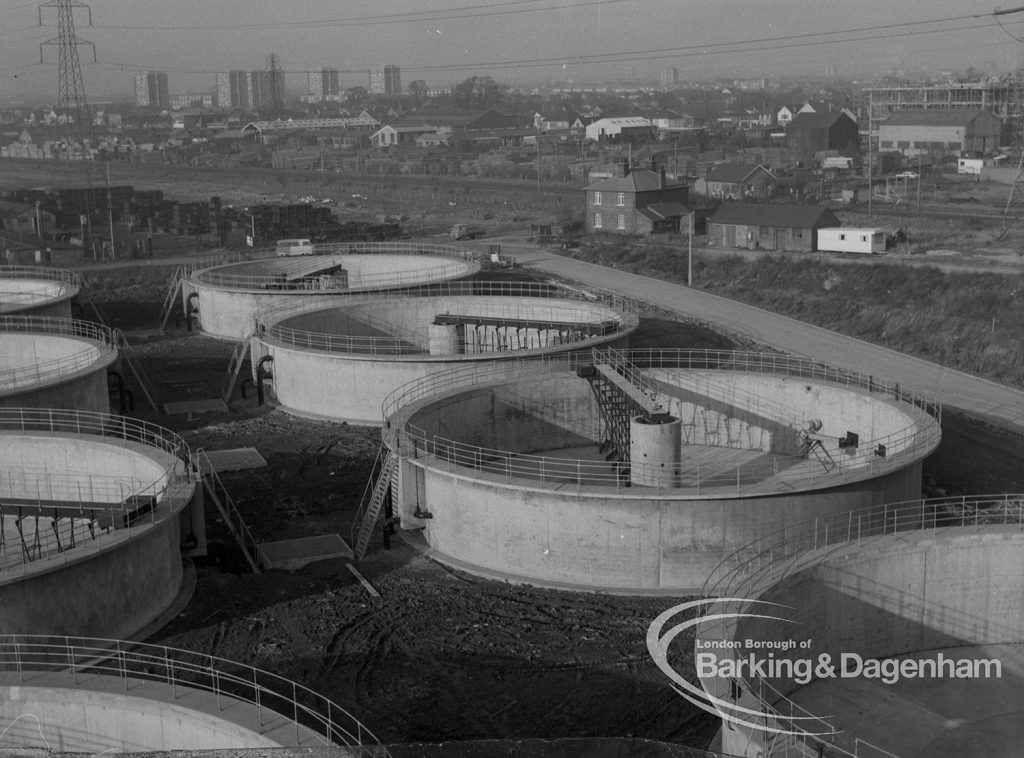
615 158 629 177
659 166 666 189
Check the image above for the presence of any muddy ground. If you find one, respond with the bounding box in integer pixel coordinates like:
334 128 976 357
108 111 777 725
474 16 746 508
90 265 1024 754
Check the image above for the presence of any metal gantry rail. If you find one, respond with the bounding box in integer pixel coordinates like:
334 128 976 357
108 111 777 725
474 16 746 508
0 635 384 749
382 350 941 495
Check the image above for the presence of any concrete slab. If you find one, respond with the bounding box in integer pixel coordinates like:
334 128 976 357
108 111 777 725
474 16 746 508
257 534 352 571
198 447 267 475
163 399 228 416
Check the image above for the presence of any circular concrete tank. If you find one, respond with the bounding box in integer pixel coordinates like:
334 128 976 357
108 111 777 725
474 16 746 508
0 315 118 413
0 408 196 638
695 494 1024 758
0 265 80 319
186 242 482 339
383 350 942 592
253 281 639 425
0 636 381 751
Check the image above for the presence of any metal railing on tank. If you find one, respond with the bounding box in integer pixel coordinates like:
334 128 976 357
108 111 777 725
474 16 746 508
695 493 1024 758
254 281 636 356
0 408 195 574
382 350 941 495
0 265 81 286
0 316 117 392
188 242 485 291
0 635 385 750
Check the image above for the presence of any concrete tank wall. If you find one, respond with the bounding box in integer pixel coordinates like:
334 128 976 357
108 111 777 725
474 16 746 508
0 684 281 751
0 333 115 413
190 254 479 339
0 279 76 318
394 370 936 591
0 367 111 413
0 435 170 500
0 487 191 637
707 527 1024 758
414 461 923 591
260 333 631 426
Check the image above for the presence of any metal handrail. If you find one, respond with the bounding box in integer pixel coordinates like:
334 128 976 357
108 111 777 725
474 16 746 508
0 316 117 392
0 265 80 287
0 408 191 475
695 493 1024 758
258 283 636 356
0 635 383 749
382 350 940 495
188 242 483 291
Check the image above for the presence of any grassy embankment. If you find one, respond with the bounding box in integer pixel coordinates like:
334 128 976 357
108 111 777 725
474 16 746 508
566 239 1024 390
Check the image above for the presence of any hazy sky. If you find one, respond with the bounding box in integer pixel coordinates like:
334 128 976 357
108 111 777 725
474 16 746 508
1 0 1022 101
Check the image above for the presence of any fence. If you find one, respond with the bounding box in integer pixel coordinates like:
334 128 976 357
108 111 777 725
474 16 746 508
188 242 484 291
0 315 117 392
0 635 383 749
383 350 940 495
696 493 1024 758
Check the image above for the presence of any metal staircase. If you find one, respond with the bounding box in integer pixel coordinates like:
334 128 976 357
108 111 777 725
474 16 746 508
351 444 396 561
221 332 253 404
578 352 666 466
195 449 261 573
114 330 160 412
157 265 185 331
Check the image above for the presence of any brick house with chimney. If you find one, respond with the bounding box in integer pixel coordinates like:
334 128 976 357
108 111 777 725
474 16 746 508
584 163 691 235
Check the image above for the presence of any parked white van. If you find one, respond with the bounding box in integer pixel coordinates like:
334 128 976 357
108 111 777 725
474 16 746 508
275 238 315 256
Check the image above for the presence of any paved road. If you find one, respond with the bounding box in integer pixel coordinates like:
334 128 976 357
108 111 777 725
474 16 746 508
497 241 1023 434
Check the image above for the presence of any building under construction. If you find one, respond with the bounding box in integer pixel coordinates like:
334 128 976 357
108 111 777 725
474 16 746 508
864 74 1024 145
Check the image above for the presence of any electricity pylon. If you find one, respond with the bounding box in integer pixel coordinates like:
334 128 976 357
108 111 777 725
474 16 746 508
39 0 96 157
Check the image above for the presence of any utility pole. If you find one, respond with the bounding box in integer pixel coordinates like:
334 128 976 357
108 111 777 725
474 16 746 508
106 161 114 259
39 0 96 159
687 210 694 287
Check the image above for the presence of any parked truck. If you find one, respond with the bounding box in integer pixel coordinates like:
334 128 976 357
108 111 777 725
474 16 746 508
449 223 485 240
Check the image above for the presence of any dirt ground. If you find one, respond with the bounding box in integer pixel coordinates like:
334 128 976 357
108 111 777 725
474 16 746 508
91 278 1024 754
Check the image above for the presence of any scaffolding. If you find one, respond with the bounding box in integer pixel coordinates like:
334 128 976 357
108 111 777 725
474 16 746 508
864 75 1024 145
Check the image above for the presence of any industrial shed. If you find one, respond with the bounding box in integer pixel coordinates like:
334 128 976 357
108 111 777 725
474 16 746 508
707 203 840 252
878 108 1001 158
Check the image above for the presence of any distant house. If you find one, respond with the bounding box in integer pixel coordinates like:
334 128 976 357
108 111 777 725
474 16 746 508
878 108 1001 158
584 163 690 235
785 111 859 162
0 201 55 234
698 163 776 199
371 124 437 147
707 203 840 252
776 104 801 126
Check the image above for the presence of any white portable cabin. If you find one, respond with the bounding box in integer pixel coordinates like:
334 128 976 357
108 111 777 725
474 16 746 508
817 228 885 254
957 158 984 175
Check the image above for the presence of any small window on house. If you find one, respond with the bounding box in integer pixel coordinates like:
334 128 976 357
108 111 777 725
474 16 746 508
897 141 909 149
593 191 602 205
617 213 625 229
594 212 603 229
839 233 846 240
795 230 804 239
861 235 868 242
880 140 893 148
947 142 960 149
760 228 770 237
616 192 625 206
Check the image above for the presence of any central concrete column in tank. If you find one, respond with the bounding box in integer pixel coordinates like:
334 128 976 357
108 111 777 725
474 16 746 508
630 414 681 487
428 323 462 355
